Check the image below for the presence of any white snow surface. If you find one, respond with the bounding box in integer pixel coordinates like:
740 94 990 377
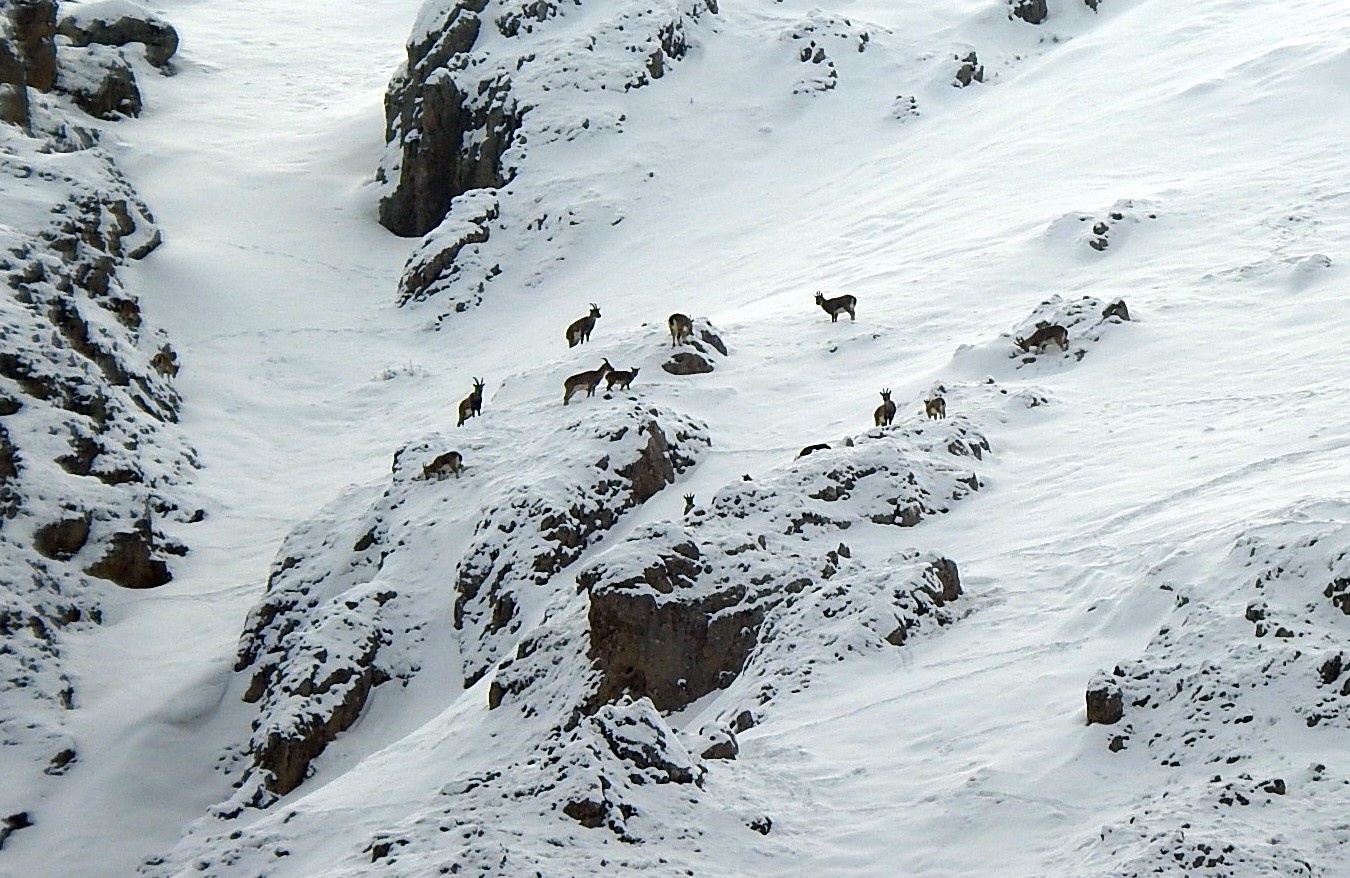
6 0 1350 875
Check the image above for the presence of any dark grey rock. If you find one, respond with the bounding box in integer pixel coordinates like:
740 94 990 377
1009 0 1048 24
34 513 92 560
954 51 983 87
662 352 713 375
1102 299 1130 322
1086 677 1124 725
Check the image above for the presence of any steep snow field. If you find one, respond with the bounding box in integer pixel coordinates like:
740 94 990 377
7 0 1350 875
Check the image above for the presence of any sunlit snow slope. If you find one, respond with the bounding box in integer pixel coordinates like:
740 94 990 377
6 0 1350 876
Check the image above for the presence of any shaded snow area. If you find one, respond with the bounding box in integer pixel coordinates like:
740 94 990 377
4 0 1350 876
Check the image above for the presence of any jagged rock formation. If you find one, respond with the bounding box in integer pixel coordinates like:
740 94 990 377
954 50 983 87
379 0 717 316
661 316 726 375
964 292 1132 368
379 0 716 239
227 400 710 806
491 414 986 716
0 0 191 829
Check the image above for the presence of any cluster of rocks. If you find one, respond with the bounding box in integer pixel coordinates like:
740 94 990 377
1083 503 1350 875
1048 198 1161 253
953 50 983 87
1008 0 1106 26
1087 505 1350 758
660 315 727 375
2 0 178 125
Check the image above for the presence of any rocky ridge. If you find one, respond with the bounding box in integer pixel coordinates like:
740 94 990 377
140 385 1003 875
0 0 190 840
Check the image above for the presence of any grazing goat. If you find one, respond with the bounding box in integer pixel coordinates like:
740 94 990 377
422 450 463 480
563 359 612 405
925 396 947 420
150 344 179 378
874 388 896 427
683 494 695 514
457 377 485 427
1015 324 1069 354
605 366 640 391
815 291 856 322
668 312 693 347
566 303 602 348
798 443 831 458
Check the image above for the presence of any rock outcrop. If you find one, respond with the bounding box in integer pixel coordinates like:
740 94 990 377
1008 0 1048 25
56 0 179 67
491 413 988 720
379 0 717 314
661 317 726 375
228 400 709 806
57 44 141 119
453 406 709 687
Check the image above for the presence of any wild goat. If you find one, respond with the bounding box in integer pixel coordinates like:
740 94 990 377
683 493 695 514
605 366 640 391
925 396 947 420
668 312 693 347
457 377 485 427
815 291 856 323
563 359 612 405
422 450 463 480
150 344 179 378
566 303 602 348
874 388 896 427
798 443 831 458
1015 323 1069 354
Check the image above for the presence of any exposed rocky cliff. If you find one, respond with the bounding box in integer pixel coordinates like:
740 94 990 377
377 0 717 317
0 0 190 832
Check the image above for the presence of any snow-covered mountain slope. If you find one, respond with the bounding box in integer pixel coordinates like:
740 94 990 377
6 0 1350 875
0 0 200 858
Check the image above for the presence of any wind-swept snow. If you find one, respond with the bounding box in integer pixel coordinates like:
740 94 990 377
5 0 1350 875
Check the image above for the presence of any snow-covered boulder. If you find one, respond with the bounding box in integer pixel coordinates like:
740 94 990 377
56 43 140 119
56 0 179 67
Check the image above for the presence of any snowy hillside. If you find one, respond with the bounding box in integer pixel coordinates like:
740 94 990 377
4 0 1350 875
